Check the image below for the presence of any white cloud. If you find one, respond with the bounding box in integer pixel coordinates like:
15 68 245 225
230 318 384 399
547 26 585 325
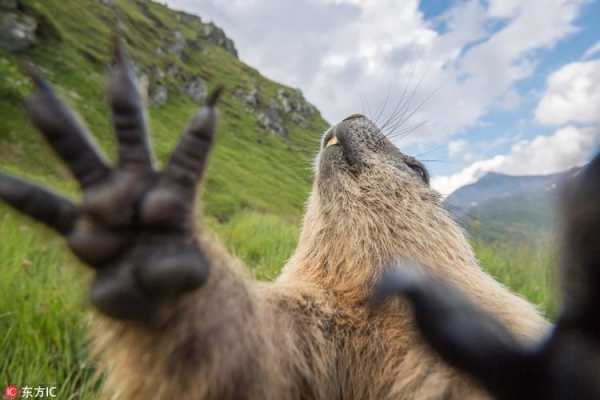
487 0 522 18
435 36 600 196
535 59 600 125
583 40 600 60
432 125 600 196
500 126 598 175
432 155 506 196
497 89 522 110
448 139 469 158
447 138 476 162
164 0 586 145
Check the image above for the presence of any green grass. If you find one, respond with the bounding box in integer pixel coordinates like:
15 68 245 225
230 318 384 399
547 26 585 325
0 209 98 399
209 211 300 280
473 241 557 318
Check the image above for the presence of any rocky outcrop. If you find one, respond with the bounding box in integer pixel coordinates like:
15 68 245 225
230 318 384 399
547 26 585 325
277 89 318 126
258 101 287 137
0 1 38 52
234 86 318 136
140 64 207 106
149 84 168 106
233 87 259 109
184 76 207 103
162 8 237 59
169 31 187 60
202 22 238 58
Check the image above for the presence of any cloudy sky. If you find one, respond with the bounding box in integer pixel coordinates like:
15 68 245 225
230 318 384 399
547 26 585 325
164 0 600 195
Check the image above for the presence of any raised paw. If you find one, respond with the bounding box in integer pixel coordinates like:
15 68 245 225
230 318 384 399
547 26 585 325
0 38 223 323
373 151 600 399
557 151 600 335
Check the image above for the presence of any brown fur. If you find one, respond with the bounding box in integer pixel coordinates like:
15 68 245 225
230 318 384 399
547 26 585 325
91 116 548 399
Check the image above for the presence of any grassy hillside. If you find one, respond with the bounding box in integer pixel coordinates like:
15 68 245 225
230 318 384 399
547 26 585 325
464 193 556 245
1 0 326 237
0 1 556 398
444 170 570 246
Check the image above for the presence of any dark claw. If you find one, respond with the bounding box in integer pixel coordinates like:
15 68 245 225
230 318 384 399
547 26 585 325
373 267 531 399
24 64 110 188
160 88 221 201
109 35 154 169
0 172 77 234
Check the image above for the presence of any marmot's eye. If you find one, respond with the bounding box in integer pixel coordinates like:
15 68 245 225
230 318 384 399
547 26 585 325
408 162 429 185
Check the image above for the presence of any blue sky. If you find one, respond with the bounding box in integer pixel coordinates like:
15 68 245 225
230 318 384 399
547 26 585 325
164 0 600 195
417 0 600 194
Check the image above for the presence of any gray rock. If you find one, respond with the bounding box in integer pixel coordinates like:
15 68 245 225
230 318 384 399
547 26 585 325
234 87 260 109
245 89 259 108
100 0 113 5
0 0 17 9
291 113 307 126
169 31 186 59
176 12 196 25
184 76 207 103
150 85 168 106
0 11 37 52
276 88 316 127
258 101 287 136
283 88 317 116
187 37 203 51
277 89 294 113
166 63 179 78
150 65 166 80
203 22 238 58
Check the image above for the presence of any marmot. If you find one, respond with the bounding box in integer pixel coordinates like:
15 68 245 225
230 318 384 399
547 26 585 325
0 42 548 399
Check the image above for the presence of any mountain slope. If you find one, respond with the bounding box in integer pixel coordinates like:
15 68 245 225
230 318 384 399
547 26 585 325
0 0 328 226
444 169 579 244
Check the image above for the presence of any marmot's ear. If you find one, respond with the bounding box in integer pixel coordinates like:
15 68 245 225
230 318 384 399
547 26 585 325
372 267 535 399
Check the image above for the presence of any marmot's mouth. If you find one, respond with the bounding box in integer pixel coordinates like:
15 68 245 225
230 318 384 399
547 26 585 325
325 135 338 148
321 128 338 150
319 120 364 177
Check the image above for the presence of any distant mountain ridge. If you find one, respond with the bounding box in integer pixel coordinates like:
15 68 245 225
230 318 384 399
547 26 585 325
444 168 580 244
445 168 579 218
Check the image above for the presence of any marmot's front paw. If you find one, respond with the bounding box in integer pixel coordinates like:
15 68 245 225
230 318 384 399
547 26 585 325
0 38 223 323
373 152 600 399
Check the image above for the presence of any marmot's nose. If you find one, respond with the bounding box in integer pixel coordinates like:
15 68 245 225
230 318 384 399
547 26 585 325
342 113 366 122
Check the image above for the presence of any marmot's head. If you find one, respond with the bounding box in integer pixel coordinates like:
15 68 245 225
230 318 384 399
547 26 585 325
285 114 475 294
315 114 440 207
